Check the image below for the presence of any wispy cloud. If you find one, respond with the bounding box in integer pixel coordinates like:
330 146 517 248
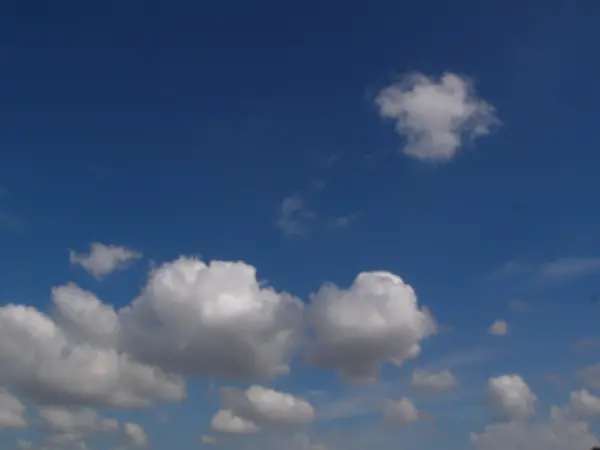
486 257 600 287
328 212 362 231
275 194 317 238
572 337 600 353
421 346 504 373
507 300 535 313
0 211 23 231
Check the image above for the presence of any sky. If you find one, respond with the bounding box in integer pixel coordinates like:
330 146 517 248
1 0 600 449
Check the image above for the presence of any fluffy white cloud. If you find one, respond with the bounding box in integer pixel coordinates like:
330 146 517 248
212 385 315 434
382 397 419 425
487 375 537 421
69 242 142 279
0 388 27 429
488 319 508 336
375 72 499 162
411 369 457 395
120 257 304 381
550 389 600 421
211 410 260 434
38 406 118 436
0 297 185 408
124 422 148 447
306 271 436 383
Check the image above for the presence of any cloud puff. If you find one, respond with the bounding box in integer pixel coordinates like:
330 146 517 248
276 195 316 238
382 398 420 425
0 388 27 429
0 296 185 409
375 72 499 162
411 369 457 395
124 422 148 447
120 257 304 381
211 385 315 434
488 319 508 336
487 375 537 421
550 389 600 421
69 242 142 279
306 271 436 383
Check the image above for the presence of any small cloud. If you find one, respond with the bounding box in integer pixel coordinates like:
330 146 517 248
375 72 500 163
201 435 217 444
69 242 143 279
488 319 508 336
328 212 362 230
577 363 600 389
275 194 316 238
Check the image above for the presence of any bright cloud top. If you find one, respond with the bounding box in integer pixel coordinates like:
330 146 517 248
375 72 499 162
69 242 142 278
487 375 537 421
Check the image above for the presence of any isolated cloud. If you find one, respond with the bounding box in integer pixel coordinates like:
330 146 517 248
487 375 536 421
0 388 27 429
120 257 304 381
69 242 142 278
411 369 457 395
382 397 419 425
306 271 436 383
124 422 148 447
276 195 316 237
375 72 499 162
488 319 508 336
212 385 315 434
201 435 218 444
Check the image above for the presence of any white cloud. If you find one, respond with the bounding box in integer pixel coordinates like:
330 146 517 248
38 406 118 436
0 388 27 429
375 72 499 162
487 375 537 421
211 410 260 434
411 369 457 395
550 389 600 421
306 271 436 383
69 242 142 279
124 422 148 447
0 295 185 409
382 397 419 425
120 257 304 381
488 319 508 336
211 385 315 434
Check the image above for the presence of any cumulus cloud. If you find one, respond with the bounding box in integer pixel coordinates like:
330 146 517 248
211 385 315 434
124 422 148 447
0 292 185 409
306 271 436 383
69 242 142 279
411 369 457 395
550 389 600 421
488 319 508 336
120 257 304 381
487 375 537 421
382 397 420 425
38 406 118 436
211 410 260 434
375 72 499 162
0 388 27 429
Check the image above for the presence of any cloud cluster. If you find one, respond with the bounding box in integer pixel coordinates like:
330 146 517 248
473 376 600 450
211 386 315 434
375 72 499 162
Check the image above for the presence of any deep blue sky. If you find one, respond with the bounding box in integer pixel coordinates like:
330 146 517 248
1 1 600 449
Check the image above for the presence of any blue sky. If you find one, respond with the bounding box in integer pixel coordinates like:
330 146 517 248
1 1 600 450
